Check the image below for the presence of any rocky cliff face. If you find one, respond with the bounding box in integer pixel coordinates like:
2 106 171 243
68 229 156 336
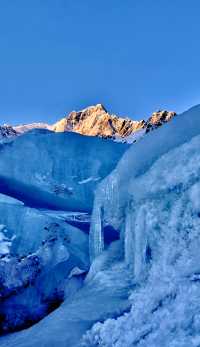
0 125 18 142
1 104 176 143
53 104 146 139
53 104 176 141
146 110 176 133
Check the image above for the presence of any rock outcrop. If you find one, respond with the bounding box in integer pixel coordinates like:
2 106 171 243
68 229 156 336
53 104 145 139
146 110 176 133
4 104 176 144
0 125 18 142
53 104 176 141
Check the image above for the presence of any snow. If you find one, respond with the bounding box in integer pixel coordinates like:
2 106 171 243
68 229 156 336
89 105 200 261
114 128 146 144
1 105 200 346
82 105 200 346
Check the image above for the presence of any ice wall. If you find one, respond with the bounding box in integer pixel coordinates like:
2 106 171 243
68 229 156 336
83 109 200 347
0 193 89 332
0 130 128 213
89 105 200 273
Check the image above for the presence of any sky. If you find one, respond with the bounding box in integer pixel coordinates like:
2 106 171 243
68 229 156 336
0 0 200 124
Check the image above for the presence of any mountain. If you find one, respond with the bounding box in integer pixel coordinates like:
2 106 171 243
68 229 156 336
53 104 176 141
14 122 52 134
0 125 18 142
1 104 176 143
52 104 146 139
2 103 199 347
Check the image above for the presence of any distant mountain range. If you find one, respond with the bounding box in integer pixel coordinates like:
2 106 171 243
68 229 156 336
0 104 176 143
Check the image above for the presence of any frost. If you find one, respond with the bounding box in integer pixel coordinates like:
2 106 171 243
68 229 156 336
82 106 200 347
1 105 200 346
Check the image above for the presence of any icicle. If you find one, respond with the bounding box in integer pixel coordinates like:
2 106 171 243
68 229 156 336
89 203 104 262
124 201 148 280
124 206 135 272
133 205 148 281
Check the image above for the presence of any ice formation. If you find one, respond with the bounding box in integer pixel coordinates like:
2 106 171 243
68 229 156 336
0 105 200 346
89 105 200 265
0 190 90 333
82 105 200 346
0 130 128 212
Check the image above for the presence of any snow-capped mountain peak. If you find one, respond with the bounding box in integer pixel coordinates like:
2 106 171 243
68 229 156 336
2 104 176 144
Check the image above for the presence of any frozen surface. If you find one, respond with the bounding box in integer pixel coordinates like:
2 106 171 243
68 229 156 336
1 105 200 346
0 192 89 332
89 105 200 260
83 106 200 346
0 243 133 347
0 130 128 212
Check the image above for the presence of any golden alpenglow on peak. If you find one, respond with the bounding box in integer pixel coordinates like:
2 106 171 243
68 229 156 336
53 104 146 138
53 104 176 141
2 104 176 144
146 110 177 131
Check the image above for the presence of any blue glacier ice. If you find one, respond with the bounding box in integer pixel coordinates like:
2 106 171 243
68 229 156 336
1 106 200 346
0 191 90 332
0 130 128 212
83 105 200 346
0 129 128 335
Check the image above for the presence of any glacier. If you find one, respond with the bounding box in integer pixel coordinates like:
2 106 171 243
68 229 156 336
83 105 200 346
0 191 90 333
0 129 128 212
0 105 200 346
0 129 128 337
89 105 200 263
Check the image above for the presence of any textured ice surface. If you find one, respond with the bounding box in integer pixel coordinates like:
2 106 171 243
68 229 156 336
0 244 133 347
83 106 200 346
0 130 127 336
1 106 200 346
0 192 89 332
0 130 128 212
89 105 200 260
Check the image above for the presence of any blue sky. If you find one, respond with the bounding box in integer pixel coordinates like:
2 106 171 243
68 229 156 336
0 0 200 124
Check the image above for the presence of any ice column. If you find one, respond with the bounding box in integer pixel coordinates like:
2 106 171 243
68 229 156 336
124 203 135 272
89 202 104 262
124 202 148 280
133 205 148 280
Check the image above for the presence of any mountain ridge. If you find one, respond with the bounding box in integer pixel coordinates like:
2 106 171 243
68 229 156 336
0 104 176 143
